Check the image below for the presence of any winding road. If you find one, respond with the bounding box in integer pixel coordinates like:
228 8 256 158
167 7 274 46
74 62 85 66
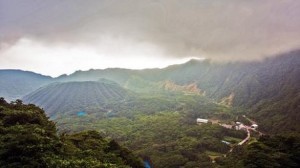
227 115 264 154
238 128 250 145
210 116 262 155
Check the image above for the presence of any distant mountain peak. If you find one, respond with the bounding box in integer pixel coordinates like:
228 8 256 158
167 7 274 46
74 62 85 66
178 57 207 66
22 80 133 116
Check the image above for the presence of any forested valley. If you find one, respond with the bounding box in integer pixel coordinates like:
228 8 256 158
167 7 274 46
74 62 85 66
0 51 299 167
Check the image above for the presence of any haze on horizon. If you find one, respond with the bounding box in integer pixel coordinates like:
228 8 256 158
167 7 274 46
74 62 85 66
0 0 300 77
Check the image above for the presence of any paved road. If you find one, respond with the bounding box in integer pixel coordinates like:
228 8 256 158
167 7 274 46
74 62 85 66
238 128 250 145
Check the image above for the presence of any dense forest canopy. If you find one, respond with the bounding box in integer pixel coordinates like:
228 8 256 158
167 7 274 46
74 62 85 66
0 98 143 167
1 98 299 167
1 1 300 167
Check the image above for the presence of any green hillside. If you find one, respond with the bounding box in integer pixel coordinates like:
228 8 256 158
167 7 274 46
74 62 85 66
219 134 300 167
22 81 134 117
0 51 299 167
0 98 143 167
164 51 300 134
55 93 245 168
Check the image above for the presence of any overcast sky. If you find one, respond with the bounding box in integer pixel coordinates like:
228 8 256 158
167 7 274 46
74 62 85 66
1 0 300 77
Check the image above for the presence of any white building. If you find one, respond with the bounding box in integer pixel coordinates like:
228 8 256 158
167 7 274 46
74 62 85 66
251 124 258 129
197 118 209 124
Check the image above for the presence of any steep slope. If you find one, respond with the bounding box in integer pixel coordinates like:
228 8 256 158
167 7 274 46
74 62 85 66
22 81 133 117
157 51 300 133
125 76 202 95
2 50 299 134
121 51 300 133
0 70 52 101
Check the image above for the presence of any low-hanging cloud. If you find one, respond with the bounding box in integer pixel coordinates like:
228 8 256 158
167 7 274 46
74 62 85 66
1 0 300 61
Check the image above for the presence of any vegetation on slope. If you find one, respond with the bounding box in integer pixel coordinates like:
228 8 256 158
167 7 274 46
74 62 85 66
122 51 300 134
219 134 300 167
0 98 143 168
55 51 300 134
56 94 246 168
22 81 134 117
0 51 299 167
170 52 300 134
1 50 299 134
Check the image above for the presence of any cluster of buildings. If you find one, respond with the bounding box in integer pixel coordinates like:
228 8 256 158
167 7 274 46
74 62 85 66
235 121 258 130
196 118 259 130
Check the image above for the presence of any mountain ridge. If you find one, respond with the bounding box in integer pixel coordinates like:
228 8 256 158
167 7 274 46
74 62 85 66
1 50 299 134
0 70 53 101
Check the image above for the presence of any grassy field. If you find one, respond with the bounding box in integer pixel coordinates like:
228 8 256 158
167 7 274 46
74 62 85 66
223 136 243 144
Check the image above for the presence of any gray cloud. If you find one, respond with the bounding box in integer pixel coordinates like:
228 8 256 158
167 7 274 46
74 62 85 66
1 0 300 61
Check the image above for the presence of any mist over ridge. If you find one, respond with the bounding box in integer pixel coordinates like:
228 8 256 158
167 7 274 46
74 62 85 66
1 0 300 77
